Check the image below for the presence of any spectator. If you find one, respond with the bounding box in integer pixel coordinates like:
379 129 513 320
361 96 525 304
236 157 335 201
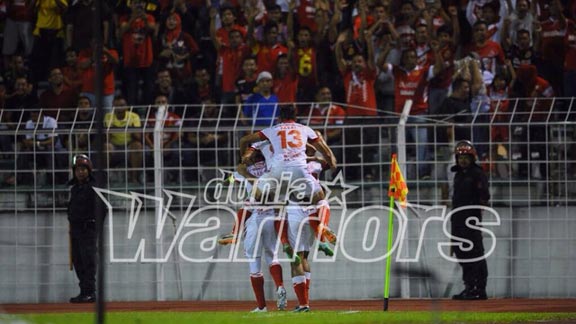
210 9 250 105
501 0 535 50
2 0 34 63
213 4 247 47
511 64 554 179
243 71 279 127
65 0 111 51
293 25 321 103
301 86 346 167
4 76 38 124
157 12 199 85
467 56 493 160
62 47 83 93
104 96 143 183
67 95 94 154
255 4 289 45
335 27 379 180
119 0 157 105
246 6 288 74
0 104 17 186
20 109 67 185
78 43 119 111
535 0 566 96
189 66 218 107
380 40 444 179
437 77 473 200
235 56 258 105
414 23 434 69
182 103 230 182
428 24 458 117
39 67 78 121
272 53 299 104
152 69 190 108
485 62 515 178
465 20 506 78
395 1 418 51
466 0 508 43
30 0 68 81
144 94 182 182
295 0 317 32
3 54 33 93
506 29 539 68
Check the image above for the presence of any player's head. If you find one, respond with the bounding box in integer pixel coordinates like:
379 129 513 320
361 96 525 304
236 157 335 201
278 104 297 121
455 140 477 167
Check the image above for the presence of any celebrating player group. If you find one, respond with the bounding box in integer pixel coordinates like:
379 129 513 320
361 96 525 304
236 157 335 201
218 105 338 313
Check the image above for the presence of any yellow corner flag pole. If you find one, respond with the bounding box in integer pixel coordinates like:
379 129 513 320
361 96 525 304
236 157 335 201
384 154 408 311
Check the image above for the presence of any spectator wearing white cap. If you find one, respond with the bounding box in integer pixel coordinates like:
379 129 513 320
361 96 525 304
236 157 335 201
242 71 279 127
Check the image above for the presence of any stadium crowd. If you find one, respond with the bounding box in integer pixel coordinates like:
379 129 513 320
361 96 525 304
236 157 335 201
0 0 575 185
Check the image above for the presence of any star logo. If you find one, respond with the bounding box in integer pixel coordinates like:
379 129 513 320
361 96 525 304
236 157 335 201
320 171 358 208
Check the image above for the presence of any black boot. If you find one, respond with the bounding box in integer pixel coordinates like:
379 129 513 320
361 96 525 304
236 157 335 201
453 286 487 300
70 293 95 303
452 286 474 300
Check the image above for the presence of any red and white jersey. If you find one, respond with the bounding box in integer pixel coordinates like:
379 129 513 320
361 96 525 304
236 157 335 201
259 121 319 167
307 160 323 179
251 140 274 167
466 40 505 76
383 63 431 115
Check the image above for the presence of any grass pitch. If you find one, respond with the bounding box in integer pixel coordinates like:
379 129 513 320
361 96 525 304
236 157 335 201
7 311 576 324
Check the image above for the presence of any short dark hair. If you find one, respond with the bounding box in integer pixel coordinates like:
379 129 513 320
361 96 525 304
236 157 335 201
473 20 488 29
78 95 92 105
517 29 531 37
452 78 469 92
437 25 453 36
279 104 297 120
263 21 279 35
219 4 235 16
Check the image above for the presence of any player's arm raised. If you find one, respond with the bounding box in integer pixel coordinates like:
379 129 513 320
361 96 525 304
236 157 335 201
239 132 266 159
310 132 337 171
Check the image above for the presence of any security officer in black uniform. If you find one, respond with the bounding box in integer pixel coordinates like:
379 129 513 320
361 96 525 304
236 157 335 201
450 140 490 300
68 154 100 303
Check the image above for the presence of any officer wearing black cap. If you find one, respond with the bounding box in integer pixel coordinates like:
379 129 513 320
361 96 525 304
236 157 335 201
67 154 100 303
450 140 490 300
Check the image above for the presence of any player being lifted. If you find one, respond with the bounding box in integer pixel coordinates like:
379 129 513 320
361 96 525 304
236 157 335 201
220 139 335 253
239 105 337 259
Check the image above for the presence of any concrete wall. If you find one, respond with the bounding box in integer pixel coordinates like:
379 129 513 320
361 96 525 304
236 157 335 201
1 204 575 303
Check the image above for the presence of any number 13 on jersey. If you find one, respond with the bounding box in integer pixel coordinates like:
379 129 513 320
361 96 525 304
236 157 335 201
277 129 303 148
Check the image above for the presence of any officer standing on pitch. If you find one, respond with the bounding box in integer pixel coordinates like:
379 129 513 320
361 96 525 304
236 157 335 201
450 140 490 300
67 154 101 303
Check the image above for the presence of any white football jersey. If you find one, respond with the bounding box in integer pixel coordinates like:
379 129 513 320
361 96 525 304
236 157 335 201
250 141 274 167
259 122 318 167
307 160 323 179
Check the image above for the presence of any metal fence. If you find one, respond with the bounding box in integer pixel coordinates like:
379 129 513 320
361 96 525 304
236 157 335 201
0 98 575 302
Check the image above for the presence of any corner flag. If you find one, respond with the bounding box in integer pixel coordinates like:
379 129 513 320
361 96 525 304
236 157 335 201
388 153 408 208
384 153 408 311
